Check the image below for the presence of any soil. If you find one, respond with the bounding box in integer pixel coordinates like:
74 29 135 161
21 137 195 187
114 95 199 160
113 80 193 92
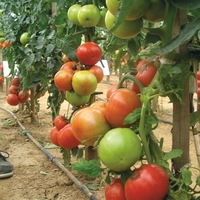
0 74 199 200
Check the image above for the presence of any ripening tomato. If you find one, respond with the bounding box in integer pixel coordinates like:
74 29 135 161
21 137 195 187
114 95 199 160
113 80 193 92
54 115 68 131
57 124 81 149
11 77 20 87
124 164 169 200
72 70 97 96
18 90 29 103
0 76 3 83
105 178 126 200
104 88 141 127
106 83 118 99
197 80 200 88
9 85 19 94
71 107 111 146
60 61 77 71
89 65 104 83
54 69 74 91
197 70 200 80
6 93 20 106
76 42 102 66
90 100 107 113
50 126 60 146
132 59 158 93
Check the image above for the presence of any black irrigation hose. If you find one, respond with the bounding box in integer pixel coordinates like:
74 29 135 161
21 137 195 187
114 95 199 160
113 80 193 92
0 106 98 200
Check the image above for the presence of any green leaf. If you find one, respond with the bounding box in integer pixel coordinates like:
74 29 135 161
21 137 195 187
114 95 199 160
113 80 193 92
181 167 192 186
72 159 103 178
21 53 35 68
123 108 141 125
158 17 200 55
46 44 55 55
163 149 183 161
196 175 200 186
169 0 200 10
190 111 200 127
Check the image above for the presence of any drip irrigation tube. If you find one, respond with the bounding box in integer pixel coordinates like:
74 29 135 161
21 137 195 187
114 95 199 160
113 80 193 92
0 106 98 200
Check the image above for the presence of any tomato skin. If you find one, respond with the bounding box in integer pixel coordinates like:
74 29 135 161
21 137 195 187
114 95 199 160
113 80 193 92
54 115 68 131
106 83 118 99
104 88 141 127
54 69 74 91
124 164 169 200
57 124 81 149
71 107 111 146
6 94 20 106
197 71 200 80
98 128 142 172
18 90 29 103
50 126 60 146
11 77 20 86
76 42 102 66
60 61 77 71
9 85 19 94
132 59 157 93
89 65 104 83
72 70 97 96
105 179 126 200
65 90 90 106
90 100 106 113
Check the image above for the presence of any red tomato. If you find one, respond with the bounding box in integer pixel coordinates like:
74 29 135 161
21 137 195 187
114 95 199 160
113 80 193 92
50 126 60 146
54 69 74 91
197 80 200 88
76 42 102 66
6 94 20 106
18 90 29 103
53 115 68 131
197 88 200 96
105 179 126 200
71 107 111 146
89 65 104 83
106 83 118 99
57 124 80 149
0 43 3 48
124 164 169 200
0 76 3 83
104 88 141 127
132 59 157 93
197 70 200 80
60 61 78 71
11 77 20 86
9 85 19 94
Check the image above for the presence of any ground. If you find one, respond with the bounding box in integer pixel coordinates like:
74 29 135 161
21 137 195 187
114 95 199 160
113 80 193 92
0 75 199 200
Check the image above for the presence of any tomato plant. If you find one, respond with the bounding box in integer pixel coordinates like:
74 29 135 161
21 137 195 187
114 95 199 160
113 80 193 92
98 128 142 172
72 70 97 96
105 178 126 200
76 42 102 66
57 124 81 149
71 107 111 146
124 164 169 200
53 115 68 131
104 88 141 127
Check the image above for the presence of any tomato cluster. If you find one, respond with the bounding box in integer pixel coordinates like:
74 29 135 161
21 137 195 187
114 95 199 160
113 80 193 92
54 42 104 107
67 4 106 28
197 70 200 96
105 164 169 200
6 77 29 106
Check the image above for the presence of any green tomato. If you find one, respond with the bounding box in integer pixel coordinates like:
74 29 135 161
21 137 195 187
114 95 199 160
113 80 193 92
65 90 90 106
98 128 142 172
20 32 29 45
0 37 6 43
106 0 150 20
72 70 97 96
105 11 143 39
67 4 82 26
78 4 101 28
96 8 107 27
